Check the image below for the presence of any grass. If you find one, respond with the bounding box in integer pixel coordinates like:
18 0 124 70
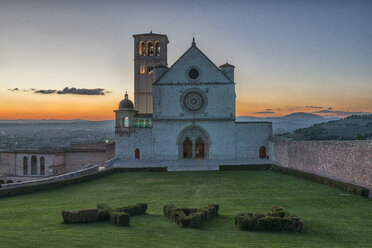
0 170 371 248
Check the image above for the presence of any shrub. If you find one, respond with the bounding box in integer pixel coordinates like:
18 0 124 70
62 202 147 227
110 212 119 225
97 204 114 221
163 204 175 217
163 204 219 229
62 208 98 224
116 203 148 216
235 206 303 232
116 212 130 226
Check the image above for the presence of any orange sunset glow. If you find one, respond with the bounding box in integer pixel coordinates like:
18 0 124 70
0 1 371 120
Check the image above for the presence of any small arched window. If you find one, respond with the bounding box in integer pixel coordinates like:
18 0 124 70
31 156 37 175
120 116 128 127
155 41 160 56
23 156 28 175
259 146 267 159
40 157 45 175
6 180 13 184
0 180 5 185
139 41 145 56
135 149 140 159
147 41 154 56
124 117 129 127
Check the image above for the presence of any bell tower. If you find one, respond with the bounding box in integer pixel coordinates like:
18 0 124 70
133 32 169 114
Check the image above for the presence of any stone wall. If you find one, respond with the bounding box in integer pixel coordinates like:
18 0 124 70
0 152 16 176
236 122 272 159
269 137 372 189
115 128 153 160
15 153 55 176
64 151 108 173
0 165 99 189
0 142 115 178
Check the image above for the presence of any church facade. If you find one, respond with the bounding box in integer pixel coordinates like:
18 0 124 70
107 32 272 171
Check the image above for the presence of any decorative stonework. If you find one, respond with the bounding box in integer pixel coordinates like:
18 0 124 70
180 88 207 114
185 66 201 81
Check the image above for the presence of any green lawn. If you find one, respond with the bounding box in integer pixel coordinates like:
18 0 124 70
0 170 371 248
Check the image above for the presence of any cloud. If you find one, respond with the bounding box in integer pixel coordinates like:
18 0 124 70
56 87 106 95
35 89 57 94
8 88 40 92
306 105 323 109
265 108 272 111
313 110 371 116
254 111 275 114
7 87 109 95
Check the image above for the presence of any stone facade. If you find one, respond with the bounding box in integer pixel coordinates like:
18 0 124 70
0 142 115 184
112 33 273 170
269 136 372 189
133 33 169 114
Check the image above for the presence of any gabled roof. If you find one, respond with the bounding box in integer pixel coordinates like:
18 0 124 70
219 62 235 68
154 42 233 84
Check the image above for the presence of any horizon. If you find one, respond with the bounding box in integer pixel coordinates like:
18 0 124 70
1 111 371 122
1 0 371 120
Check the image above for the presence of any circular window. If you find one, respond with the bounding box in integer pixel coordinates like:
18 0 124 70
184 92 203 111
188 68 199 80
180 88 208 113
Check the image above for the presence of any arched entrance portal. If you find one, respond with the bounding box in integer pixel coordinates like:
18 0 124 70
178 125 210 159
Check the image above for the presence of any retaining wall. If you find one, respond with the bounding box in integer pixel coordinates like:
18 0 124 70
269 137 372 189
0 165 99 188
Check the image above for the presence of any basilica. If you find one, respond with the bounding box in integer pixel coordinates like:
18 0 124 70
106 32 272 171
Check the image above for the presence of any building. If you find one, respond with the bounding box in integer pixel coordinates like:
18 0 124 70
0 142 115 184
108 32 272 171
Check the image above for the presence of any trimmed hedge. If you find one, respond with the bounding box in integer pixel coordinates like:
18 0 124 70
97 204 114 221
115 203 148 216
62 208 99 223
110 212 129 226
271 165 370 197
62 202 147 227
0 167 166 198
163 204 219 229
117 212 130 226
235 206 303 232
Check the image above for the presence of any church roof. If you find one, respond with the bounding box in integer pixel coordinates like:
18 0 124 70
219 62 235 68
154 39 234 84
119 92 134 109
132 32 169 43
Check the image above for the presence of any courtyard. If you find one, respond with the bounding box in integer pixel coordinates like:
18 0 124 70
0 170 371 247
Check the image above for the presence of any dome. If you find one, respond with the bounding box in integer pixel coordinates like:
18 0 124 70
119 92 134 109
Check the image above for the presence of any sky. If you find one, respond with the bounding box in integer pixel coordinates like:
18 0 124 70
0 0 371 120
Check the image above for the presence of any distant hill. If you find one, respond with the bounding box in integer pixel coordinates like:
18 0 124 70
236 112 338 134
280 115 372 140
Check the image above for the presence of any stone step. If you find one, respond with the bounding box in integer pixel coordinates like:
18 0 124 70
167 164 219 172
